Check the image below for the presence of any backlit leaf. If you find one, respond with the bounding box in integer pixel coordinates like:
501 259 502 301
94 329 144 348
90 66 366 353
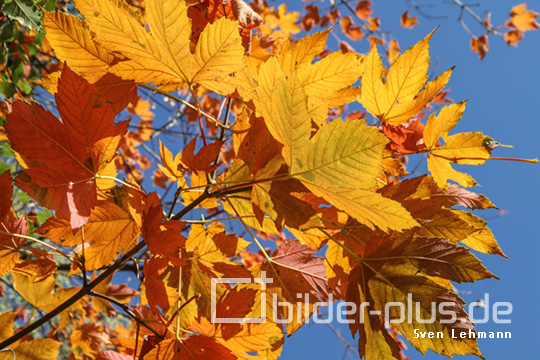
5 67 127 229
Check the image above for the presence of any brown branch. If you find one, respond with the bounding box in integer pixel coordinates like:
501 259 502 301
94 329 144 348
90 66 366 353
0 241 146 350
450 0 503 36
170 186 252 221
89 291 164 340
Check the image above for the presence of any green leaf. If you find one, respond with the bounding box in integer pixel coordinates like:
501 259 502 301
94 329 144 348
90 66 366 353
1 0 44 32
39 0 56 11
1 142 14 156
36 208 52 224
0 81 16 98
15 43 30 62
17 77 32 94
0 21 14 42
28 43 38 55
11 59 24 84
33 30 43 46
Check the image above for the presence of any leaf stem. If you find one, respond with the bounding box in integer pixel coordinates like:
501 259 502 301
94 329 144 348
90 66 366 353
95 175 146 194
488 157 539 163
89 291 164 339
0 231 73 262
188 84 207 146
139 84 222 127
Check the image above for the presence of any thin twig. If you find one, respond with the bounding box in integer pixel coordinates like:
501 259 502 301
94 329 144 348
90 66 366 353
450 0 502 36
139 84 222 127
90 291 164 340
0 241 147 350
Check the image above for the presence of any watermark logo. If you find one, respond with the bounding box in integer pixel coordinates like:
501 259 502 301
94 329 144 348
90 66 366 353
210 274 512 325
211 271 272 324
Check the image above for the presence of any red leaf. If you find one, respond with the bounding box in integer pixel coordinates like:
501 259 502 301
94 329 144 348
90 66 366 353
142 193 186 263
0 171 13 223
271 240 328 299
96 350 132 360
5 67 128 229
143 256 175 311
180 137 224 173
382 118 428 154
92 72 138 115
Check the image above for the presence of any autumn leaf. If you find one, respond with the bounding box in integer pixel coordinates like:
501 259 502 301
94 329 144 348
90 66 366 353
424 102 493 188
157 140 184 182
38 201 139 270
429 183 497 210
400 11 418 29
343 231 491 358
223 160 281 235
142 256 179 311
93 274 137 315
470 35 489 60
43 11 116 81
251 57 417 232
73 0 245 94
455 210 507 258
356 1 373 19
188 0 262 52
143 336 237 360
12 247 57 282
250 240 328 335
0 312 16 343
275 29 365 108
382 118 427 154
504 29 524 46
6 67 127 229
382 235 497 283
0 338 62 360
13 273 82 314
358 29 452 125
142 192 185 262
1 2 537 359
0 171 29 277
180 137 224 173
506 3 539 32
0 171 13 223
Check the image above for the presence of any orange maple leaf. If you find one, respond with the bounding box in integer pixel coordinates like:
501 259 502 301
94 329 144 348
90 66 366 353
470 35 489 60
189 0 262 52
400 11 419 29
506 3 540 32
5 67 128 229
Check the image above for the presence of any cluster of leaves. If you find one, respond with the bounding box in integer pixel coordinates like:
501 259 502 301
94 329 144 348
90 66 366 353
0 0 538 359
295 1 539 60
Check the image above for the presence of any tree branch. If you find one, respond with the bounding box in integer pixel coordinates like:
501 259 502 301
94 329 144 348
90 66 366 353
89 291 164 340
0 241 146 350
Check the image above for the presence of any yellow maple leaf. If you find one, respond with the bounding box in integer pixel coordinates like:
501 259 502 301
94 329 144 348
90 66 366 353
456 210 507 258
424 102 492 188
275 29 365 108
73 0 245 94
0 338 61 360
252 58 417 232
12 273 82 314
0 313 16 343
37 201 139 271
157 140 184 183
358 29 452 125
43 11 116 81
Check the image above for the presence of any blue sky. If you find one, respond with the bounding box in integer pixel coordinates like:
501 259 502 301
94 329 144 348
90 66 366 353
271 1 540 359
